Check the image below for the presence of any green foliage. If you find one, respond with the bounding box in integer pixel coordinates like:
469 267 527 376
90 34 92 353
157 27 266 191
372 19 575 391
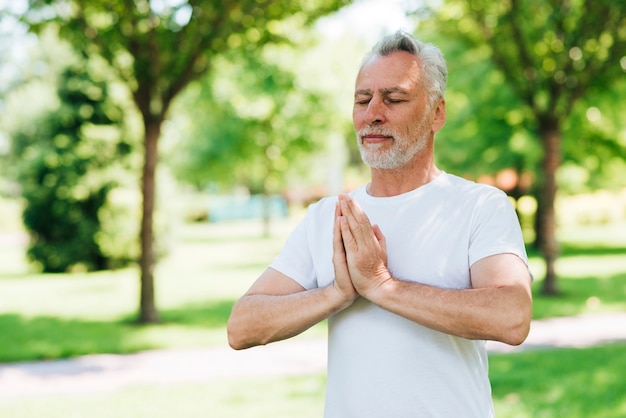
96 187 142 266
559 79 626 193
19 0 351 321
11 62 134 272
168 49 325 194
22 0 351 120
421 1 626 193
430 32 542 190
422 1 626 292
22 0 350 195
448 0 626 118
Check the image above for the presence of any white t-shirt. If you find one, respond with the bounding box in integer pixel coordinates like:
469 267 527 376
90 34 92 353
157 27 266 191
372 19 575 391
270 172 528 417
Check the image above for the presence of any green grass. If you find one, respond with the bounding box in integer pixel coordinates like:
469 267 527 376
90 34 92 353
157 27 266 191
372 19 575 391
530 221 626 319
490 343 626 418
0 217 326 362
0 216 625 417
0 218 625 362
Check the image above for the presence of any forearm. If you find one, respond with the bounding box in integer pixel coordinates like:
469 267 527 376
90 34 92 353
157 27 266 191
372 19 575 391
369 278 532 345
227 285 347 350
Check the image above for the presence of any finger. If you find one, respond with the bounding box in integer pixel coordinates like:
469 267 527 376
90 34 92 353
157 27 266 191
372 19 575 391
339 193 359 218
335 197 343 218
340 195 374 243
333 208 356 298
372 224 385 246
333 204 346 256
372 224 388 266
339 215 357 252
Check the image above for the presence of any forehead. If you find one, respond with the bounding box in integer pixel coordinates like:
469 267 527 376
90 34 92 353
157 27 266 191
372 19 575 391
355 51 423 93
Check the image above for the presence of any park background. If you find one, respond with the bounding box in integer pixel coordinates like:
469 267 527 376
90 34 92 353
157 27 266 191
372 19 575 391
0 0 625 416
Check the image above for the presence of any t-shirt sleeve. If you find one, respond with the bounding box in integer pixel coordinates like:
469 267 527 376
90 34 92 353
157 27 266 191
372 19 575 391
269 208 319 290
468 189 529 268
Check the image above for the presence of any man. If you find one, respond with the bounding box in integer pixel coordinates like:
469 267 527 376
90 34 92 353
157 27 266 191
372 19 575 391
228 30 532 417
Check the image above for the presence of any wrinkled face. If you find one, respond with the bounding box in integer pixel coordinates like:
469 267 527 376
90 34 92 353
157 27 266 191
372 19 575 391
353 51 439 169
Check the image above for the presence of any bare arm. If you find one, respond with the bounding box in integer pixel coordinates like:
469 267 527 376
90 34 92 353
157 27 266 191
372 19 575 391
228 203 359 350
226 269 339 349
337 193 532 346
366 254 532 345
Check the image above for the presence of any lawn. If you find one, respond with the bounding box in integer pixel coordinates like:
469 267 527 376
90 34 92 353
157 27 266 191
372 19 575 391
490 343 626 418
0 216 326 362
0 215 625 417
1 217 625 362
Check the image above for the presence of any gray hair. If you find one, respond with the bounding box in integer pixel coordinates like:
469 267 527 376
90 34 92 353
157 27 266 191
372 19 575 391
362 30 448 106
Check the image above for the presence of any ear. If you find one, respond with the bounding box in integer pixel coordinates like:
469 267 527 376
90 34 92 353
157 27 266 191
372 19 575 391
431 98 446 133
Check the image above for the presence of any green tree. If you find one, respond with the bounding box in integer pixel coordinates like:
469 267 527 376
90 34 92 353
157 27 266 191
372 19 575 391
434 0 626 294
168 48 328 234
12 62 132 272
21 0 349 322
432 33 541 198
559 78 626 194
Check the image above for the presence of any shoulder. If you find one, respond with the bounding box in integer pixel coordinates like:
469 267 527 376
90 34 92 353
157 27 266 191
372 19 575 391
441 172 503 195
300 195 338 230
443 172 508 200
307 195 338 217
438 173 513 215
306 185 367 217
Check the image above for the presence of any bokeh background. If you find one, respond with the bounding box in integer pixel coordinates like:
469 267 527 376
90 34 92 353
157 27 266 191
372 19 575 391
0 0 625 417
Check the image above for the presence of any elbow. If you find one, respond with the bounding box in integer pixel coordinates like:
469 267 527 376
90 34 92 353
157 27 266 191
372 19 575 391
228 337 251 351
226 304 249 350
497 289 533 346
498 308 532 346
227 310 270 350
227 299 254 350
228 327 271 350
227 327 246 351
227 298 275 350
227 316 255 350
501 322 530 346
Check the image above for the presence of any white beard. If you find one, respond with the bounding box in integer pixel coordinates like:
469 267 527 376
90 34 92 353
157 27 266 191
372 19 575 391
357 121 430 170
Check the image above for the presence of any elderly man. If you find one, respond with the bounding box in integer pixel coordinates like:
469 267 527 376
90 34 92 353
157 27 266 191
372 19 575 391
228 30 532 417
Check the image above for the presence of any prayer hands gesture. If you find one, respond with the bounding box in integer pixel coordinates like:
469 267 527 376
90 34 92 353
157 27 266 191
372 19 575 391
332 194 391 305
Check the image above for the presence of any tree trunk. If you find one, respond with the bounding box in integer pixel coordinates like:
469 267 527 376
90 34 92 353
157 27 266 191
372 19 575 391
138 117 162 323
537 118 561 295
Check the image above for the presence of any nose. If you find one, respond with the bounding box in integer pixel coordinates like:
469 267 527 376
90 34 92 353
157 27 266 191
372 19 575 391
365 96 385 125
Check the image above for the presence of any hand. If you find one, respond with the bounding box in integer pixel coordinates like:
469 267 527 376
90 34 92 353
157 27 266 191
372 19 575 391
332 199 358 307
337 194 391 298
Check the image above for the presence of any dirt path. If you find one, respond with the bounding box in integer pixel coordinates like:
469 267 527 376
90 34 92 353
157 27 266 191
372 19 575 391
1 312 625 399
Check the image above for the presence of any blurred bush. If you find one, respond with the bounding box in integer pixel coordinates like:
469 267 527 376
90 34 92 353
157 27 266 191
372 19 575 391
11 63 136 272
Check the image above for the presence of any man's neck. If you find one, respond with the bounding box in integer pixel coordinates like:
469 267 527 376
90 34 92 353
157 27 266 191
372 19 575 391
366 158 440 197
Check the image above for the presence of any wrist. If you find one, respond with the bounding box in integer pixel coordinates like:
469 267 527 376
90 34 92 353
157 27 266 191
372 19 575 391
366 273 397 305
327 281 357 312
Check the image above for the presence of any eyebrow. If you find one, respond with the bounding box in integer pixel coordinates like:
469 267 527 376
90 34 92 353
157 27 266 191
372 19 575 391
354 87 409 96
